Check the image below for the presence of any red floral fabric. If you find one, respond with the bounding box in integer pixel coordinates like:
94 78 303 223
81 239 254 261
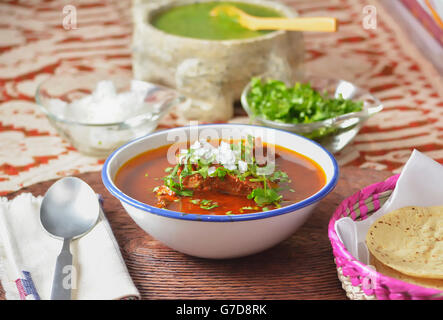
0 0 442 194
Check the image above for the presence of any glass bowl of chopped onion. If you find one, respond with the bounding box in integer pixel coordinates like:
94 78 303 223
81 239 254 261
241 76 383 153
35 70 188 157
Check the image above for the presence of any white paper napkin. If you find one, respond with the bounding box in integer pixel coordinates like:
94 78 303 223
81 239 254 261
0 193 140 300
336 149 443 264
376 149 443 212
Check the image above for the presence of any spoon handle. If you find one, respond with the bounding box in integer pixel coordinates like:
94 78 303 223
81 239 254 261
249 17 338 32
51 238 73 300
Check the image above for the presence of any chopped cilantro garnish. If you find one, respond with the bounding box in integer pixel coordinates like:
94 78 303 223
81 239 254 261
247 186 282 206
246 78 364 137
202 204 218 210
197 164 209 179
162 164 194 197
269 170 289 183
210 166 228 179
174 188 193 197
199 199 219 210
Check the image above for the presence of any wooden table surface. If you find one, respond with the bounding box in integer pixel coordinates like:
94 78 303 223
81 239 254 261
0 167 392 300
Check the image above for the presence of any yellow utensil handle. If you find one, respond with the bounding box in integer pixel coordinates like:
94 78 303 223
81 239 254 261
249 17 338 32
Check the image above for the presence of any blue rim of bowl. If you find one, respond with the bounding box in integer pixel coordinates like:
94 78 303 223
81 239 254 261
101 124 339 222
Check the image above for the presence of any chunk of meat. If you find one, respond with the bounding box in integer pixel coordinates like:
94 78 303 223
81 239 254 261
155 173 263 208
182 173 262 196
156 185 178 208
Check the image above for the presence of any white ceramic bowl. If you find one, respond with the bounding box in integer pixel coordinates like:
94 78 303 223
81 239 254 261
102 124 339 259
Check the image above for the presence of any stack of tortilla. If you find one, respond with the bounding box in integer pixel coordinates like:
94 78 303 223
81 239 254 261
366 206 443 290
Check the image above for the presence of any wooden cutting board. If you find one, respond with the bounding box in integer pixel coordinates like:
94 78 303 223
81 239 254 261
0 167 392 300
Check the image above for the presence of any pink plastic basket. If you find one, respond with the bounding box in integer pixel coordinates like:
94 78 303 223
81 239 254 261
328 174 443 300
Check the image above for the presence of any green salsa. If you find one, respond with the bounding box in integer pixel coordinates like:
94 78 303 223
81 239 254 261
151 2 283 40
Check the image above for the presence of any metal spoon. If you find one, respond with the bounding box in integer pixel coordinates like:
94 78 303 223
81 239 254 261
40 177 99 300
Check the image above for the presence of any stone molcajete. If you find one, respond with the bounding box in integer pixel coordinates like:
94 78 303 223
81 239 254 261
132 0 304 122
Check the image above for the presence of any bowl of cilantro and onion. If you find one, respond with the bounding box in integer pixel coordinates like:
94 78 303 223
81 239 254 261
241 77 383 152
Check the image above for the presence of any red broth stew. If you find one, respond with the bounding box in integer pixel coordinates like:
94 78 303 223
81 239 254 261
114 141 326 215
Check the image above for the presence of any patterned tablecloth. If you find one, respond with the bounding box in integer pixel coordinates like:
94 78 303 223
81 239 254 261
0 0 442 195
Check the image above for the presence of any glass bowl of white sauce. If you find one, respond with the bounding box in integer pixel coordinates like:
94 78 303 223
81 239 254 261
35 70 187 157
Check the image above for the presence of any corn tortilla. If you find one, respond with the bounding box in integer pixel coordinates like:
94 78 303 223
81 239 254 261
370 253 443 291
366 206 443 279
